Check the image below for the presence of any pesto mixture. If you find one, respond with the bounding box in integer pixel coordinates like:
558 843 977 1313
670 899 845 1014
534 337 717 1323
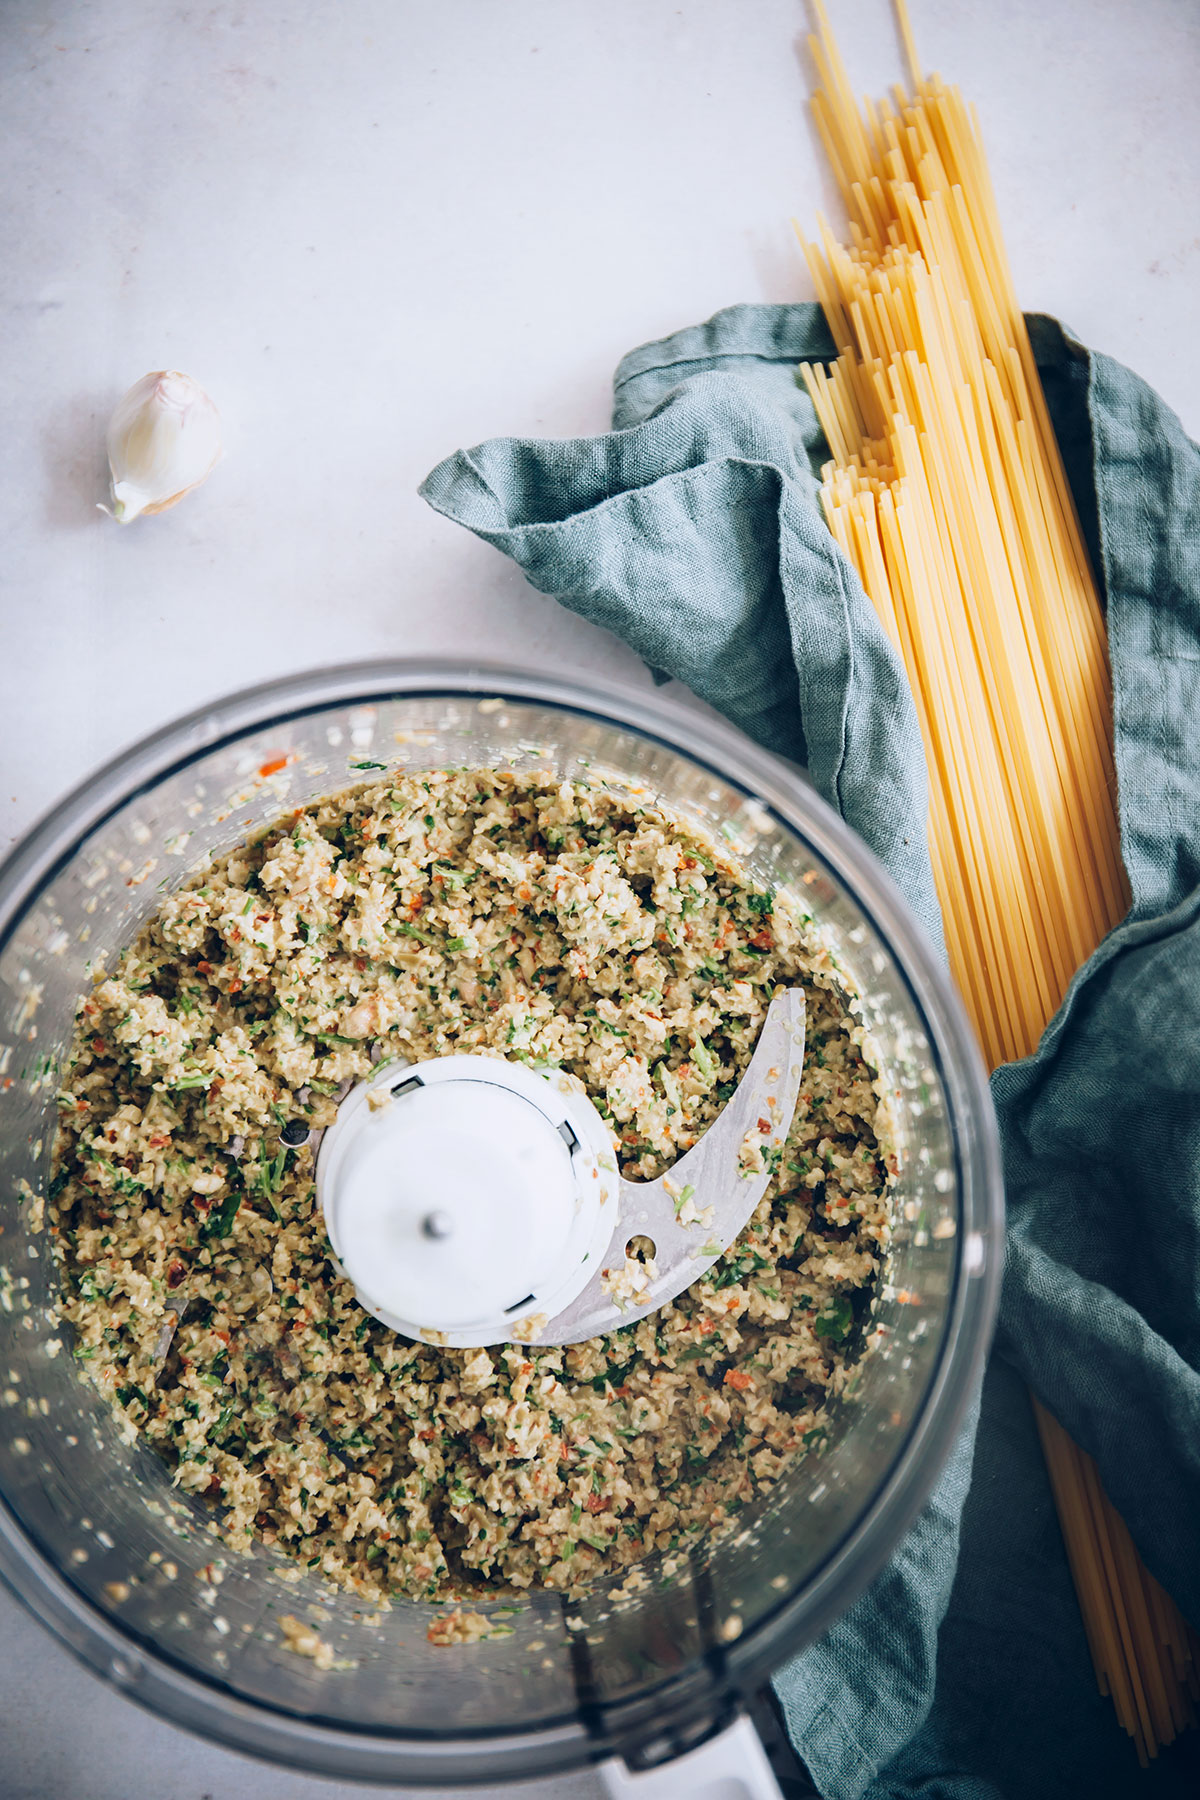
50 771 892 1602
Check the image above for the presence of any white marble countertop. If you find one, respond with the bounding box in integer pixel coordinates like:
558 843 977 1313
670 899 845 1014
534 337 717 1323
2 1 1198 1794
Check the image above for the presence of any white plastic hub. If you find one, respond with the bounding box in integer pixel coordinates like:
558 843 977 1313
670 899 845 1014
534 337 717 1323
316 1055 619 1346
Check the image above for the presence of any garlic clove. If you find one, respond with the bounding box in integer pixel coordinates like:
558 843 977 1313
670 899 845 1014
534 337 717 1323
103 369 222 524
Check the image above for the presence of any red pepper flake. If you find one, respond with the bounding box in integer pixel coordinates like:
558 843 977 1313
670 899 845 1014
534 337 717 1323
757 1117 770 1133
197 960 212 975
91 1036 106 1054
750 928 774 950
227 979 242 996
724 1368 753 1391
258 755 289 778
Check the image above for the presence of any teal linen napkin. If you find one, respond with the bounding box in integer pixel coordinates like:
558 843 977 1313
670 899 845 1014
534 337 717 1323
420 304 1200 1799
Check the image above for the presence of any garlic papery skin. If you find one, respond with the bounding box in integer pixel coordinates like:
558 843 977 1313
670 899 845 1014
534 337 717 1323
104 370 222 523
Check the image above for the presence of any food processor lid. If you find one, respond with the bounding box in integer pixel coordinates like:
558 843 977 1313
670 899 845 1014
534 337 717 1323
316 988 806 1347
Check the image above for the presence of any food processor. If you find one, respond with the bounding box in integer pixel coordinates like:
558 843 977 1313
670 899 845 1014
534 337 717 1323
0 660 1002 1794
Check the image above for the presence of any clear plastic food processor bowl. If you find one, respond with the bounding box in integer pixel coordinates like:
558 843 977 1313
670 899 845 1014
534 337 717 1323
0 662 1002 1788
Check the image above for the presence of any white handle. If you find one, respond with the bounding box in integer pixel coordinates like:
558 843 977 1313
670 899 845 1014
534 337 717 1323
596 1712 783 1800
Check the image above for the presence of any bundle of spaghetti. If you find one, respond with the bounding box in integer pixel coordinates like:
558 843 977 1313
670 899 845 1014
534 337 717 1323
798 0 1199 1762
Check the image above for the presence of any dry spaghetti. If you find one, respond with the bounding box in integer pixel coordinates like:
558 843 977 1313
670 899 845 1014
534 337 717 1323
799 0 1199 1762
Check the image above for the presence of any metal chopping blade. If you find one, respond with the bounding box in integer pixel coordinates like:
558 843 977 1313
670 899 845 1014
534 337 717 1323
537 987 806 1344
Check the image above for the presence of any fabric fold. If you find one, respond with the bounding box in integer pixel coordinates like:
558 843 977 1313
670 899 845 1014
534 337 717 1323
421 302 1200 1799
